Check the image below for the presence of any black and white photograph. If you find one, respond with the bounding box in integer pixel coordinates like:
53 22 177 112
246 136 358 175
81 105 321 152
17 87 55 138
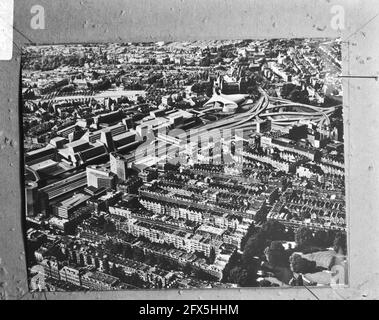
21 38 347 292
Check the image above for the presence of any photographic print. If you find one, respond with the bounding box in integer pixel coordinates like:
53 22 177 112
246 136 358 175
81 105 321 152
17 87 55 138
21 38 347 292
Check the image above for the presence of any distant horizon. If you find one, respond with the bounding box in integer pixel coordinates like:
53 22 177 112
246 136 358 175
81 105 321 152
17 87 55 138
21 37 341 49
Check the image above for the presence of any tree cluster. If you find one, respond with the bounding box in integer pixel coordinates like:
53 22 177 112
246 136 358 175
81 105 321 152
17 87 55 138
223 220 294 287
289 253 317 274
294 227 347 255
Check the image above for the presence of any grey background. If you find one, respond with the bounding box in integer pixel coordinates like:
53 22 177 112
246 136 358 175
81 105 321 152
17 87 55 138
0 0 378 300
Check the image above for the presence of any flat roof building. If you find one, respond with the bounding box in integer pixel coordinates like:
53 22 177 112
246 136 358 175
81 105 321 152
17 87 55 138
86 165 117 190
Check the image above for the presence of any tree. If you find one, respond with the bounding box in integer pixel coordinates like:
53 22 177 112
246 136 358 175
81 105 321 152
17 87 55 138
191 82 212 96
254 208 268 224
97 215 106 228
191 83 202 94
288 89 309 104
33 62 42 70
313 230 329 248
137 96 146 104
240 223 257 251
295 227 314 248
221 251 240 283
183 263 193 275
144 252 157 266
242 232 267 266
205 84 213 97
261 220 286 241
325 230 337 247
156 278 163 289
213 56 223 64
200 56 211 67
103 259 110 274
123 245 133 259
79 253 85 267
229 261 258 287
132 247 145 262
110 264 123 279
194 250 206 260
285 228 295 242
333 232 347 255
110 242 124 255
103 220 116 233
289 253 316 274
194 268 218 282
226 51 236 59
264 241 287 267
280 83 297 98
247 86 258 96
208 247 216 264
229 267 249 286
128 273 144 288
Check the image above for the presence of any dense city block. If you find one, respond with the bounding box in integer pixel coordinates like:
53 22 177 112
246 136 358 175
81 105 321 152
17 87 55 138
22 39 346 291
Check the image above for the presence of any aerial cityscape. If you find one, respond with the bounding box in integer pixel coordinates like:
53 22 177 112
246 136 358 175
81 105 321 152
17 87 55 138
22 38 347 291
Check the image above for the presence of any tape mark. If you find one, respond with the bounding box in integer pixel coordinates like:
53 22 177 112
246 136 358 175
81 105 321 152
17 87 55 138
302 283 320 300
344 12 379 41
338 75 378 80
0 0 14 60
0 10 34 57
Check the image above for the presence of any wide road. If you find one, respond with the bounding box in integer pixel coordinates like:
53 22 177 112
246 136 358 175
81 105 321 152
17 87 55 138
134 87 341 165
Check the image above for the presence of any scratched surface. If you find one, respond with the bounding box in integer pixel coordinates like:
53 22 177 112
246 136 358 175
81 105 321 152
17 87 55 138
1 0 379 300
